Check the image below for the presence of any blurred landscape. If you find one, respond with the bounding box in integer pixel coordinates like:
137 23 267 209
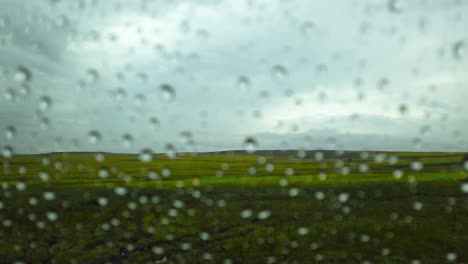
0 150 467 263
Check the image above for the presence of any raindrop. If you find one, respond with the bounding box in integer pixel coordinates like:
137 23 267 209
271 65 289 81
46 212 58 221
122 134 133 147
236 76 250 90
139 148 153 162
114 187 127 196
98 168 109 179
152 247 165 255
5 126 15 140
452 41 466 60
297 227 309 236
14 66 32 83
410 161 423 171
165 144 176 159
160 84 176 102
1 145 13 158
388 0 404 13
399 104 408 115
446 252 457 262
315 191 325 200
240 209 253 219
199 232 210 241
289 188 299 197
149 117 160 129
85 69 99 83
243 137 258 154
97 197 109 207
257 210 271 220
413 201 423 211
39 96 52 111
301 21 314 35
460 182 468 193
338 193 349 203
43 192 56 200
88 130 101 144
393 170 404 179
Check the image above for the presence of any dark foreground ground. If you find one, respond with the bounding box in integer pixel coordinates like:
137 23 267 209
0 151 467 263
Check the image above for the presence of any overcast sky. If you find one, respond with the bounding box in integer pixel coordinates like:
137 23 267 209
0 0 467 154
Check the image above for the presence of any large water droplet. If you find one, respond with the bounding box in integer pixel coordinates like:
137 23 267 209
14 66 32 83
160 84 176 102
243 137 258 154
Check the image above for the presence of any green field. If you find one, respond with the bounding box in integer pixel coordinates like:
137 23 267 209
0 150 467 263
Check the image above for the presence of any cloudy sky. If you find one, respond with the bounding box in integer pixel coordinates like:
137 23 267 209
0 0 467 154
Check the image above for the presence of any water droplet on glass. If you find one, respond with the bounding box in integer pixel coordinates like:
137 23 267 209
388 0 404 13
46 211 58 221
88 130 101 144
271 65 289 81
257 210 271 220
122 133 133 147
5 126 15 140
243 137 258 154
160 84 176 102
139 148 153 162
240 209 253 219
165 144 176 159
236 76 250 90
297 227 309 236
413 201 423 211
410 161 423 171
460 182 468 193
1 145 13 158
149 117 160 129
452 41 466 60
98 167 109 179
97 197 109 207
446 252 457 262
301 21 314 35
114 186 127 196
85 69 99 83
14 66 32 83
39 96 52 111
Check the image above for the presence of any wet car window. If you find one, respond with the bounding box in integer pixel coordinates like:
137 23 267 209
0 0 467 263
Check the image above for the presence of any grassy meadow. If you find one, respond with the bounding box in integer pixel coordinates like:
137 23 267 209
0 150 467 263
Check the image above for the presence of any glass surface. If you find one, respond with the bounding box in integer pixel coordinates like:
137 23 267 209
0 0 467 263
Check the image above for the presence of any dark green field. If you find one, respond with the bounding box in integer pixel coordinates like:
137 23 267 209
0 150 467 263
